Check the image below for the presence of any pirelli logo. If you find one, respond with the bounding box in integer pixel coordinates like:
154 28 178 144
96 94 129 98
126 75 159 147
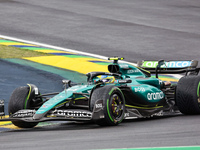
0 99 5 117
0 99 4 105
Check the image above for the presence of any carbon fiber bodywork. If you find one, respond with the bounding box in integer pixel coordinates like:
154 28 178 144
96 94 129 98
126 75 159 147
0 57 199 126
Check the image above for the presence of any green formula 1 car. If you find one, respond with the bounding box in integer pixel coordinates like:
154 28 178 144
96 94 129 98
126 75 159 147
0 57 200 128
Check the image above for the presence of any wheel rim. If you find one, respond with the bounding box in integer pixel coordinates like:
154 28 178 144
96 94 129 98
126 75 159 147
110 93 124 121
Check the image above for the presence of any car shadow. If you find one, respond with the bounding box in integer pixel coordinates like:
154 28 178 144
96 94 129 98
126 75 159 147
5 114 184 133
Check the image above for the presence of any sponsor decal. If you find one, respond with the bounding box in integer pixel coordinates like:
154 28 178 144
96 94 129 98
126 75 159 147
127 69 140 74
100 115 105 118
118 80 128 83
134 87 145 92
118 80 131 84
34 87 39 95
68 85 88 92
142 61 191 68
0 100 5 116
0 99 4 105
152 111 163 117
147 92 164 100
124 113 130 117
12 110 36 118
119 64 129 68
95 103 103 109
94 100 103 112
51 110 92 118
100 75 108 78
68 88 79 92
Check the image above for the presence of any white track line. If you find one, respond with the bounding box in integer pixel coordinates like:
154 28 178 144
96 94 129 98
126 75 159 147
0 35 108 60
0 34 182 79
0 35 137 65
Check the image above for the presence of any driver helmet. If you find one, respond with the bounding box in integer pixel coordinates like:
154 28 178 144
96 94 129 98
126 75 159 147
98 75 115 83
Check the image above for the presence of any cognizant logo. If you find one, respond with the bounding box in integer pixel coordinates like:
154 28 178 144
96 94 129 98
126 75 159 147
147 92 164 100
142 61 191 68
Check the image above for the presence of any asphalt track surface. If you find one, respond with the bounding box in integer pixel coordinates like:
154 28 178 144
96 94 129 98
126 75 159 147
0 59 64 113
0 0 200 150
0 0 200 62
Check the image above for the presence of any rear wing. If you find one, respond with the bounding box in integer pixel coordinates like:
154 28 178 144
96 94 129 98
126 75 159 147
137 60 200 74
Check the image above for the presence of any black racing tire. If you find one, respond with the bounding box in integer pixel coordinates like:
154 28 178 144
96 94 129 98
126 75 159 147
8 86 39 128
90 85 125 126
176 75 200 114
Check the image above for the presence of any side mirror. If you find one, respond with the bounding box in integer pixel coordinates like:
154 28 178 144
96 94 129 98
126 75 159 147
62 80 72 92
62 80 71 85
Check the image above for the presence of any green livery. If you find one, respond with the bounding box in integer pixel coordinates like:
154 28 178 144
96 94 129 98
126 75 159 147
1 57 200 128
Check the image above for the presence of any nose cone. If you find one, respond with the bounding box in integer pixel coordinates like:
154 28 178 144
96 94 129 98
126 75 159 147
33 113 46 120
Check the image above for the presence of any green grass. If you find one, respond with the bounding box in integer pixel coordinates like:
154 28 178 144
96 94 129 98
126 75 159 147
0 45 51 58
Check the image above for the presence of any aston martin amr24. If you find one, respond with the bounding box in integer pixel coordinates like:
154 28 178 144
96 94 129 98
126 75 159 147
0 57 200 128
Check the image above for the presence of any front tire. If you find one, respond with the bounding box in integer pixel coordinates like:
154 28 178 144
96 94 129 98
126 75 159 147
176 75 200 114
8 86 40 128
90 85 125 126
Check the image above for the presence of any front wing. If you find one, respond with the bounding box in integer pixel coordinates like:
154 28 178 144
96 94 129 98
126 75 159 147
0 100 105 122
0 99 180 123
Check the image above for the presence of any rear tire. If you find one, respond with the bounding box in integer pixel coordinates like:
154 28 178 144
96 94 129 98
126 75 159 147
176 75 200 114
8 86 40 128
90 85 125 126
